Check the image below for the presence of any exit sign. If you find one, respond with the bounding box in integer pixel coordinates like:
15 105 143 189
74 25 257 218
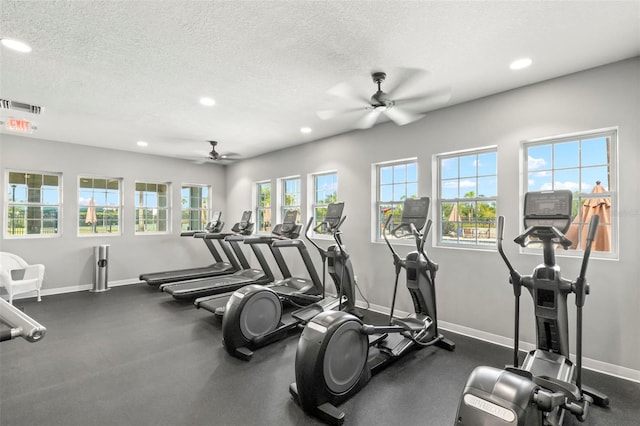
4 118 34 133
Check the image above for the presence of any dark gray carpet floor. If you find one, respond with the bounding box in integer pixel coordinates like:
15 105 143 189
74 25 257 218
1 284 638 426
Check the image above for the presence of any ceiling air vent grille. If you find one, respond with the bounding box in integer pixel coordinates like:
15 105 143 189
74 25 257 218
0 99 42 114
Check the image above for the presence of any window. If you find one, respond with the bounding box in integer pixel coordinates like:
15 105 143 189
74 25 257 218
281 177 301 224
5 171 61 237
256 181 271 233
375 159 418 240
524 129 616 256
78 177 122 235
181 185 210 231
312 172 338 229
437 148 497 247
135 181 170 234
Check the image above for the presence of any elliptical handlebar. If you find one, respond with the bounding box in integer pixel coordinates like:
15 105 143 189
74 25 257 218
304 214 347 257
577 214 600 292
574 213 600 394
382 214 402 266
513 225 572 249
497 216 522 292
419 219 431 257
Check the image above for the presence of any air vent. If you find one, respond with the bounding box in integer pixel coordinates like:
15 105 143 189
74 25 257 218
0 99 42 114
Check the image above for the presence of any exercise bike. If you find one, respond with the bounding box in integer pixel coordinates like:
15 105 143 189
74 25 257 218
289 197 455 425
221 202 358 361
455 190 609 426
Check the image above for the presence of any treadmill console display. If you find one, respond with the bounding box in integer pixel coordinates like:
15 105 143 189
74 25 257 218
204 211 223 232
523 190 572 234
281 210 299 233
239 210 252 226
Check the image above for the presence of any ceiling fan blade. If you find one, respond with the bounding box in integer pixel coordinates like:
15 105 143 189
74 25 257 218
384 107 424 126
355 109 382 129
326 81 370 103
393 87 452 111
317 106 368 120
385 68 431 100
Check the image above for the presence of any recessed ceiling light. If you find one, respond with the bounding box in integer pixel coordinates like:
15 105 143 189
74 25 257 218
136 140 148 147
1 38 32 53
510 58 532 70
199 97 216 106
300 127 312 134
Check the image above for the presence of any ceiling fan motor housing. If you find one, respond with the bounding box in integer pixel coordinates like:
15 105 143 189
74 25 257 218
370 72 392 108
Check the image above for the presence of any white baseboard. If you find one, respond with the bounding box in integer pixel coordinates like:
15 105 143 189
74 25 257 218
358 301 640 384
14 278 141 299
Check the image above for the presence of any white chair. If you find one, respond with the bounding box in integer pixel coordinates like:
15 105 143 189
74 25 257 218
0 252 44 304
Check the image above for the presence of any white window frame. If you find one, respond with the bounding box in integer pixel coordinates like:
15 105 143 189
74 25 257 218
521 128 618 260
435 146 498 250
78 176 122 237
372 158 418 243
309 171 338 238
181 184 211 232
4 169 62 239
279 176 301 225
134 180 171 235
255 180 272 234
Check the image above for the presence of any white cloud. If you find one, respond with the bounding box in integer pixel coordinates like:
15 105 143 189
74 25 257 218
528 155 547 171
541 181 580 191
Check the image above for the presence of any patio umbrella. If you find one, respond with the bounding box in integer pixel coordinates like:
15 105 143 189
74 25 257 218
448 203 461 222
447 203 463 236
566 181 611 251
85 198 98 232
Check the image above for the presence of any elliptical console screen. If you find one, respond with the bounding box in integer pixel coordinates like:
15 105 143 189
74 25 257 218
523 190 572 233
401 197 429 229
325 202 345 228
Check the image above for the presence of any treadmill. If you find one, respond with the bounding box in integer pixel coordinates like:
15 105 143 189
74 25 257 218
162 214 300 300
194 208 325 315
161 216 291 299
139 211 253 286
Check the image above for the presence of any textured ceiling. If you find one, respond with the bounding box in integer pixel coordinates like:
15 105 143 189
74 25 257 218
1 1 639 163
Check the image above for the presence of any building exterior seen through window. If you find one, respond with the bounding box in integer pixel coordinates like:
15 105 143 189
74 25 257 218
181 185 210 231
135 182 170 234
256 181 271 233
376 159 418 240
312 172 338 229
524 129 616 256
281 177 301 224
438 149 497 247
78 177 121 235
6 171 61 237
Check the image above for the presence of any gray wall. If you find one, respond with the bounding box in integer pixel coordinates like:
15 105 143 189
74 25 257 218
0 58 637 377
224 58 640 375
0 136 226 289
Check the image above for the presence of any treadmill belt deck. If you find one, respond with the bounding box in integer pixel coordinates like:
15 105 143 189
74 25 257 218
162 269 269 300
141 263 234 286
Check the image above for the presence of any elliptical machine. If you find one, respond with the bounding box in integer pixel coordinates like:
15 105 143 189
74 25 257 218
289 197 455 425
0 297 46 343
221 202 358 361
455 190 609 426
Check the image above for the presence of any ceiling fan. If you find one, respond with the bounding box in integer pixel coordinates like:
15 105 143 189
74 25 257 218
195 141 240 164
317 68 451 130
